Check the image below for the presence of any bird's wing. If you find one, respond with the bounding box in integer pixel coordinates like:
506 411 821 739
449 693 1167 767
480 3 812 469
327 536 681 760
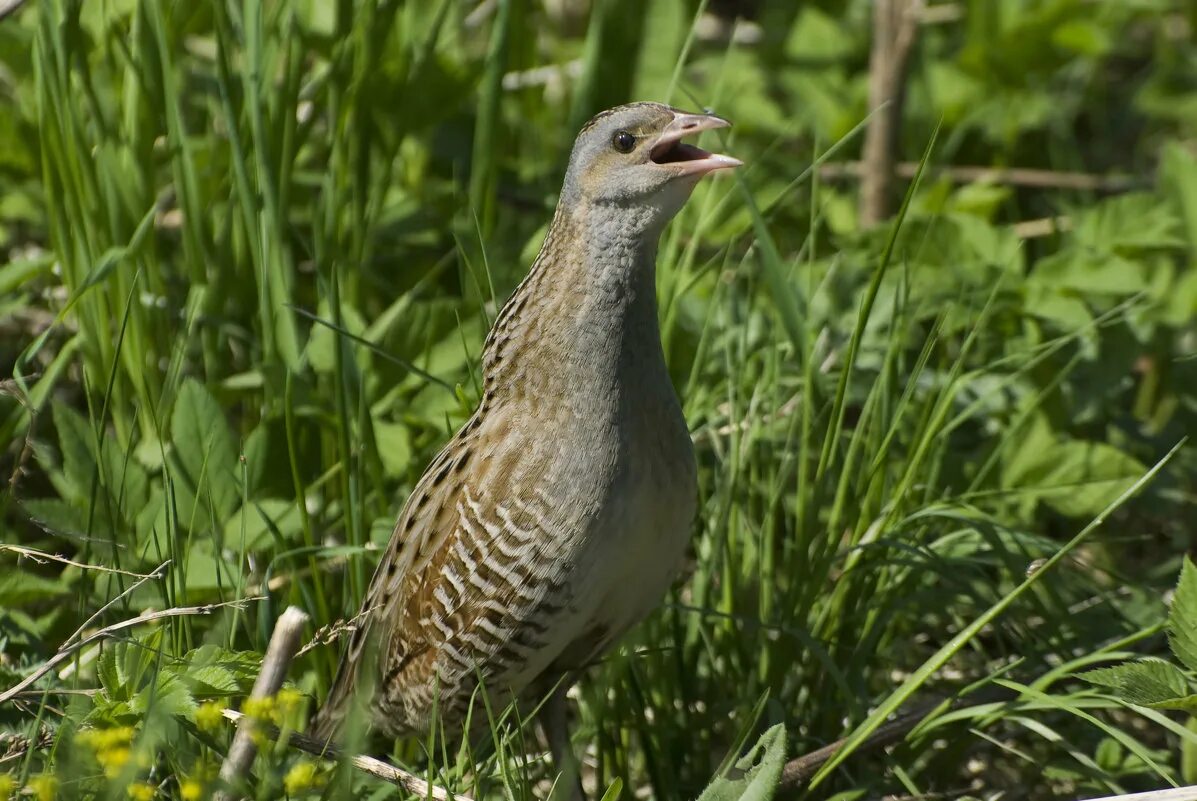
309 422 478 742
312 407 575 740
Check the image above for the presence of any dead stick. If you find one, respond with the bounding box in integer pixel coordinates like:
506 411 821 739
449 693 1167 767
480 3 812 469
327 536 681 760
0 599 260 706
779 703 934 789
214 606 308 801
779 688 1013 789
820 161 1143 192
860 0 922 227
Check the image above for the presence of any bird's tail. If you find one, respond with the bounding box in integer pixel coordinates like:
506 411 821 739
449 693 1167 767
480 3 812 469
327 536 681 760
307 651 357 746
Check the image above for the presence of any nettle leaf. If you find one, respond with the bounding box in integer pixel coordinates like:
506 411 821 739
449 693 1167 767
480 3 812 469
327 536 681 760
20 497 106 542
242 423 270 498
696 724 787 801
374 419 413 477
1003 437 1145 518
51 400 96 504
97 644 132 703
1170 557 1197 672
223 498 303 551
131 671 196 719
1072 192 1186 254
1081 659 1196 710
164 645 260 698
0 570 72 606
170 379 240 523
99 441 149 522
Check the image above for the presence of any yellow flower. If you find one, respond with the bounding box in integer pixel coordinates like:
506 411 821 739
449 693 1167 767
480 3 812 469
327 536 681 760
196 700 227 732
27 774 56 801
0 773 15 800
127 781 155 801
276 687 304 719
99 746 131 779
179 780 203 801
77 726 135 751
283 761 322 795
242 696 276 723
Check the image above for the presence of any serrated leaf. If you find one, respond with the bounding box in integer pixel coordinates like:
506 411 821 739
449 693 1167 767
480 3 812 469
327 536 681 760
242 423 270 498
697 724 787 801
20 497 103 542
166 645 260 697
51 400 95 504
1170 557 1197 672
374 420 413 477
1081 659 1194 708
100 440 149 522
597 779 624 801
223 498 302 551
132 671 196 719
0 570 72 606
170 379 239 523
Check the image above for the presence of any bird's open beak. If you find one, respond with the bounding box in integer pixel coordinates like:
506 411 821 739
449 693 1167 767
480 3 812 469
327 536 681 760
649 112 743 177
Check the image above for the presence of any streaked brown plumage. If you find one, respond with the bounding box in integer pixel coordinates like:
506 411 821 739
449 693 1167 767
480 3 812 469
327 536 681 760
312 102 740 748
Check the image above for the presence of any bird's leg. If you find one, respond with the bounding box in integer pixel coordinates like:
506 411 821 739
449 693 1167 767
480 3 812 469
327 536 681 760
539 684 585 801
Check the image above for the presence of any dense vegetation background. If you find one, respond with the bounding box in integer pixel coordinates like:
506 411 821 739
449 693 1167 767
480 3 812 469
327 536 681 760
1 0 1196 798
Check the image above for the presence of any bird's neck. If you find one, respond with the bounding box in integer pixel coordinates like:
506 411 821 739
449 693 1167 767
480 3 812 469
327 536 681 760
479 202 669 408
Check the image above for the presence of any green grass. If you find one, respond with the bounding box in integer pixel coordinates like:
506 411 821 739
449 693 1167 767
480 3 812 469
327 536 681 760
2 0 1196 799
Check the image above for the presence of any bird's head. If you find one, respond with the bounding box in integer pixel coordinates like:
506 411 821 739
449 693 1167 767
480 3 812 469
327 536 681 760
560 102 742 226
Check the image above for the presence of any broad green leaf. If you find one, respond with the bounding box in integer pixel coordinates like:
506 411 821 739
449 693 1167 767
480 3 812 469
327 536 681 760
597 779 624 801
696 724 786 801
20 497 106 542
170 379 239 523
242 423 270 498
374 420 413 477
1003 435 1146 518
223 499 303 551
165 645 259 697
0 570 72 606
51 400 95 504
1170 557 1197 672
307 298 368 374
1082 659 1197 712
131 671 196 719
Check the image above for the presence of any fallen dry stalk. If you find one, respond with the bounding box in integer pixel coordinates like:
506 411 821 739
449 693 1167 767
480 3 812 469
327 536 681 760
820 161 1144 193
0 598 260 706
214 606 309 801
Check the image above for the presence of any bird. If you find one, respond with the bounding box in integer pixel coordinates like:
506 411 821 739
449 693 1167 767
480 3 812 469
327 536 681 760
311 101 741 779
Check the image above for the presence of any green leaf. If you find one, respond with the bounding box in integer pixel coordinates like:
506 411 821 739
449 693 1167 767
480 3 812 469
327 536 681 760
170 379 239 522
597 779 624 801
1081 659 1195 709
1170 557 1197 672
164 645 260 697
131 671 196 719
20 497 105 542
242 423 270 498
1003 436 1147 518
0 570 72 606
697 724 787 801
223 499 303 551
51 400 95 504
374 420 413 477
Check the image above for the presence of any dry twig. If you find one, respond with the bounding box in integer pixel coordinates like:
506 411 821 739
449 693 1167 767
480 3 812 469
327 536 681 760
0 598 261 705
820 161 1143 193
214 606 308 801
860 0 923 226
0 545 158 579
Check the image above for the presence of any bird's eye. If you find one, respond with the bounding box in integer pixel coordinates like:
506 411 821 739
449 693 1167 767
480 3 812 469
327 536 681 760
612 131 636 153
